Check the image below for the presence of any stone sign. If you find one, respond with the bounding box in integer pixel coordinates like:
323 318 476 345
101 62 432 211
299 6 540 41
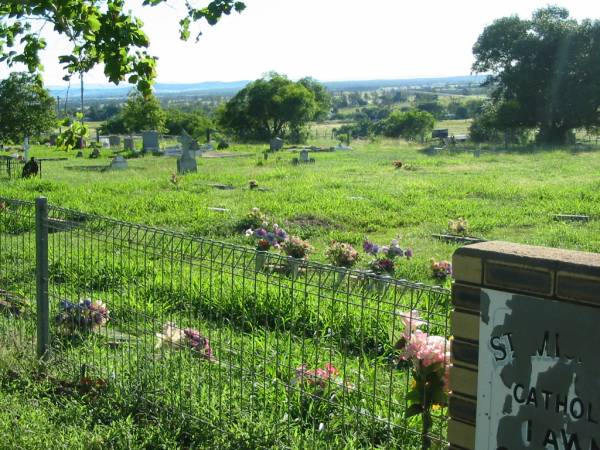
476 289 600 449
142 131 159 153
448 241 600 450
270 137 283 152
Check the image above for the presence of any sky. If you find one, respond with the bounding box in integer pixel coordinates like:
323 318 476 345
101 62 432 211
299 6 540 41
1 0 599 87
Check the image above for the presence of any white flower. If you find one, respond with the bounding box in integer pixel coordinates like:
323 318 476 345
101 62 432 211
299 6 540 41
245 228 254 237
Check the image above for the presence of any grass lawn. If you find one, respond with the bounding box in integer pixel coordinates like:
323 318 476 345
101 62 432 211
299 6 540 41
2 134 600 448
3 135 600 285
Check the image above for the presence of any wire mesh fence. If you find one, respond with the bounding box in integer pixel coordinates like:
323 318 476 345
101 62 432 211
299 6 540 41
0 196 452 448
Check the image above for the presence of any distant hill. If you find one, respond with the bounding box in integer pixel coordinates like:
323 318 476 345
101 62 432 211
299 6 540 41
48 75 487 100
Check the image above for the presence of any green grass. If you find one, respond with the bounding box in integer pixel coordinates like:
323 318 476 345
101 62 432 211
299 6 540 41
3 130 600 448
4 134 600 282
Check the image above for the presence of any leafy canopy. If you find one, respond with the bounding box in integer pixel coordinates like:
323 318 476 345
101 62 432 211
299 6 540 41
472 6 600 144
0 1 246 95
0 71 56 143
218 73 331 142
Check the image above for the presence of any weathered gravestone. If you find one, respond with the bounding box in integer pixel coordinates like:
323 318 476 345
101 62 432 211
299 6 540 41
299 149 310 163
270 137 283 152
110 155 128 170
176 132 197 174
142 131 159 153
448 241 600 450
100 137 110 148
108 135 121 147
124 136 134 151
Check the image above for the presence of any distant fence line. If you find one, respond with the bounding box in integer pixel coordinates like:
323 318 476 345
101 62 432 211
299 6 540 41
0 197 451 448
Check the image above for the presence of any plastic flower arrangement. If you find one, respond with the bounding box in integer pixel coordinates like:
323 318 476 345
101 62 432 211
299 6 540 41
448 217 469 235
237 207 269 232
395 309 451 449
325 241 359 268
294 363 352 390
55 298 110 332
245 223 288 251
156 322 216 362
281 235 313 259
430 259 452 280
368 257 395 275
363 238 413 275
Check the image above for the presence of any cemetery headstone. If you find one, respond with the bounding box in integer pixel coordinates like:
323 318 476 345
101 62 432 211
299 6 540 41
176 131 197 174
110 155 128 170
49 134 57 146
142 130 159 153
270 137 284 152
100 137 110 148
299 149 310 163
124 136 134 151
108 135 121 147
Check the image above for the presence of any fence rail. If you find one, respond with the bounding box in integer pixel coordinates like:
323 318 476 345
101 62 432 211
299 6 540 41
0 196 451 448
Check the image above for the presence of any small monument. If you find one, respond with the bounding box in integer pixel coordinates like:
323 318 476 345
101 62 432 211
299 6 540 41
100 137 110 148
270 137 283 152
142 130 159 153
110 155 128 170
176 131 197 174
299 149 310 163
124 136 134 151
108 135 121 147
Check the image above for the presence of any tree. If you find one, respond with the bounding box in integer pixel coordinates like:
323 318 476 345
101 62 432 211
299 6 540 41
218 73 329 142
382 110 435 142
0 1 245 95
164 108 212 139
472 6 600 144
0 72 56 143
121 90 166 133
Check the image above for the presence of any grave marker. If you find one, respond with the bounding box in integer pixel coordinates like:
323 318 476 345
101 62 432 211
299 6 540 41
176 131 197 174
124 136 134 151
142 130 159 153
108 135 121 147
110 155 128 170
270 137 284 152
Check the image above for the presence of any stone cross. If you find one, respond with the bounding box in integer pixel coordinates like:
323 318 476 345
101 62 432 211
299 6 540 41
177 130 197 174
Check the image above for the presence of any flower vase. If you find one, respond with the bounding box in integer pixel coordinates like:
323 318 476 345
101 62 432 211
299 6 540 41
333 268 348 289
287 257 301 279
255 251 267 272
376 275 391 295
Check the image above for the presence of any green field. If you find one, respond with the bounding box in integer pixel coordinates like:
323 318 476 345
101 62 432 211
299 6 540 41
3 134 600 448
3 136 600 283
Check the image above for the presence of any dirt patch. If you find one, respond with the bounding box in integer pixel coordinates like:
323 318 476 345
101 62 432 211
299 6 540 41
285 214 337 229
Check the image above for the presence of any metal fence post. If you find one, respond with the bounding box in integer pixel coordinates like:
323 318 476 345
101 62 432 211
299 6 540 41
36 196 50 361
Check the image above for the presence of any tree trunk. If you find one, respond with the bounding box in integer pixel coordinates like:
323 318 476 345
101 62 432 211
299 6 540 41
537 124 572 145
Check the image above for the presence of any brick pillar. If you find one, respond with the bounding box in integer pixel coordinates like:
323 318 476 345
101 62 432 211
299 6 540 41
448 241 600 450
